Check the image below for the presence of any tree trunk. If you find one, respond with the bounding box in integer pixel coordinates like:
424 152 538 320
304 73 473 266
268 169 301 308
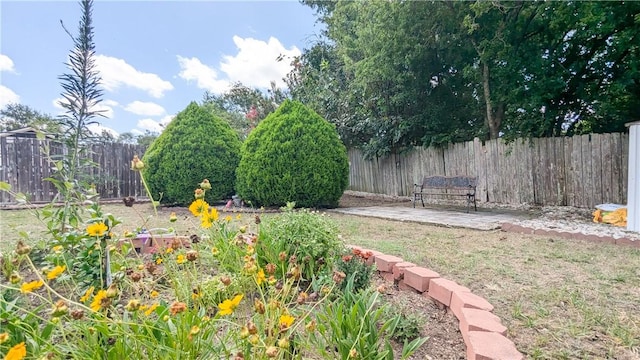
482 62 501 139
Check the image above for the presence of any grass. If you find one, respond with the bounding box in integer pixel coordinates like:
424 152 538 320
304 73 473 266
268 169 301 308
2 203 640 359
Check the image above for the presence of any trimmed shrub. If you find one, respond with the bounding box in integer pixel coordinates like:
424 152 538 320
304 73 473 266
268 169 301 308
236 100 349 208
142 102 241 205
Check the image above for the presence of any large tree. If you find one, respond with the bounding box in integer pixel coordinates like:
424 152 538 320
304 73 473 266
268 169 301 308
0 103 60 133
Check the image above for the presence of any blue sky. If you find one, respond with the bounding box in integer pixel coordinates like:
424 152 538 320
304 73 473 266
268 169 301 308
0 1 322 136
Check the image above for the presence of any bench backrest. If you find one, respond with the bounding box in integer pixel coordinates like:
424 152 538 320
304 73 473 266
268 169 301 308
422 175 477 189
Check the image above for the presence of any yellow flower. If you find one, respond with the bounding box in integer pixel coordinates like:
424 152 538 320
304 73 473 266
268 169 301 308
0 332 9 344
279 314 295 329
90 290 108 312
190 325 200 336
46 265 66 280
150 290 159 298
51 245 63 253
20 280 44 294
5 342 26 360
80 286 95 302
165 247 174 254
255 269 266 286
225 215 232 222
189 199 209 217
200 207 219 229
156 257 163 264
217 294 243 316
144 302 159 316
236 214 242 220
86 222 108 237
176 254 186 264
211 247 219 256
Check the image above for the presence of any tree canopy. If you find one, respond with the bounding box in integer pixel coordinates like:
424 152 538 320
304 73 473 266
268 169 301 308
290 0 640 157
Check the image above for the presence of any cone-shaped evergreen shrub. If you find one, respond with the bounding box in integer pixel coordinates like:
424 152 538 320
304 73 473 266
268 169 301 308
236 100 349 208
142 102 241 205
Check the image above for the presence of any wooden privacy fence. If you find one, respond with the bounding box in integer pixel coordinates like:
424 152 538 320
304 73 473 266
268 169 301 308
0 137 147 204
348 133 629 208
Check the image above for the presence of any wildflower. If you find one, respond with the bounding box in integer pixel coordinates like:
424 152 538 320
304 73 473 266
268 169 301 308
20 280 44 294
265 346 278 358
9 272 21 284
71 309 84 320
247 321 258 334
236 214 242 220
349 348 358 358
186 250 198 262
305 320 316 333
194 188 205 199
46 265 66 280
106 284 119 298
278 251 287 262
255 269 266 286
155 257 163 265
176 254 186 264
201 207 219 228
124 299 140 312
169 212 178 222
150 290 159 298
131 155 145 170
80 286 94 302
211 247 220 256
342 255 353 262
189 325 200 336
86 223 108 237
265 263 276 275
225 215 232 222
170 301 187 315
267 276 277 286
0 332 9 344
296 291 308 305
217 294 243 316
165 247 174 254
279 314 295 330
5 342 26 360
144 302 159 316
254 299 265 314
278 337 290 349
246 245 255 256
50 300 69 317
239 225 247 233
192 287 201 300
239 326 250 339
248 335 259 345
220 275 232 286
15 241 31 256
333 270 346 284
90 290 108 312
189 199 209 217
199 179 212 190
52 245 63 253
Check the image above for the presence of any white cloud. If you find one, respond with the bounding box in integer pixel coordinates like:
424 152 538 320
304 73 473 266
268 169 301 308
177 56 230 93
95 55 173 98
88 123 119 137
220 36 301 89
53 97 118 119
0 54 16 72
159 114 174 126
177 36 301 94
137 118 165 133
124 101 165 116
0 85 20 109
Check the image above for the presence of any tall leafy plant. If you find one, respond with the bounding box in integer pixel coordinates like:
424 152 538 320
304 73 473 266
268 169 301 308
45 0 104 233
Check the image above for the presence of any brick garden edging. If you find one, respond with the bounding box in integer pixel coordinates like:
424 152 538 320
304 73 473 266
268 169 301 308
349 245 524 360
500 223 640 248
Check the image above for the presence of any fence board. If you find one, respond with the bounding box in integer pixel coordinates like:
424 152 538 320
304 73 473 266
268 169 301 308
345 132 629 208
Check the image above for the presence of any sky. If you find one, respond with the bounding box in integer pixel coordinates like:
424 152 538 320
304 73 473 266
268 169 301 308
0 0 323 137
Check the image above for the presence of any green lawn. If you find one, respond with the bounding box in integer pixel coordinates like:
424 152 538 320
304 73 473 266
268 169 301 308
1 203 639 359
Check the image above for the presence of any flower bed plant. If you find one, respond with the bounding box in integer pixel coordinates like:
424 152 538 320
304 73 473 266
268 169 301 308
0 180 427 359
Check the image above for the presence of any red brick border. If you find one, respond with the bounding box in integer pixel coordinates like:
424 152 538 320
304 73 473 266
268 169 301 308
348 245 523 360
501 222 640 248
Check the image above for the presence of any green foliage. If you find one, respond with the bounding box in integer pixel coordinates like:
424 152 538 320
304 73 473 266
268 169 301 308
257 208 343 281
0 103 60 133
236 100 349 208
383 308 424 344
315 277 427 360
335 251 373 293
142 102 242 205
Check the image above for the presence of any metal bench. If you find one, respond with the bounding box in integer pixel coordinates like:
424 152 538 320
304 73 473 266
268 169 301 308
413 175 477 212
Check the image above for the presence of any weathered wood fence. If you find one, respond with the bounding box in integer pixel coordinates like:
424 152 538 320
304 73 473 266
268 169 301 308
0 137 147 204
348 133 629 208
